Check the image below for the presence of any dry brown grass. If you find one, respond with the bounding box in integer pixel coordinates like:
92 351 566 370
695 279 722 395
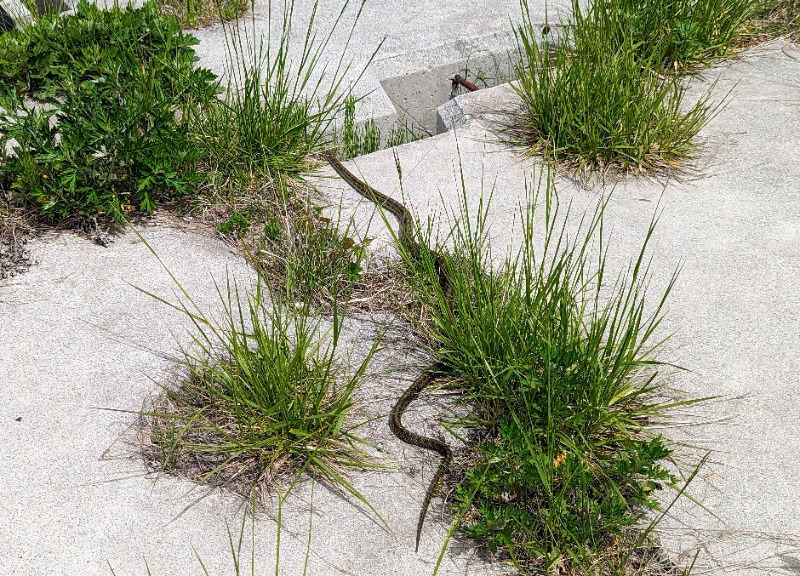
739 0 800 45
0 196 34 279
156 0 248 29
180 172 427 321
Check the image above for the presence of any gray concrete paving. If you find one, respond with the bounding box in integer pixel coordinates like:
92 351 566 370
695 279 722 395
2 0 800 573
0 215 512 575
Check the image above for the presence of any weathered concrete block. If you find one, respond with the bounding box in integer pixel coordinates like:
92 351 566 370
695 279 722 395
436 98 467 134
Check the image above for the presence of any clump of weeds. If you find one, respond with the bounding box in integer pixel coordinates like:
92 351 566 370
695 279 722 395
508 0 749 176
397 168 704 575
139 258 383 514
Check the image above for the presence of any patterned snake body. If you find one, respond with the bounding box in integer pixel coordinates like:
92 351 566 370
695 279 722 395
388 361 452 552
324 151 453 552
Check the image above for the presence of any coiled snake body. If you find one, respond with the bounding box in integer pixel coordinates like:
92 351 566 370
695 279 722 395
324 151 452 552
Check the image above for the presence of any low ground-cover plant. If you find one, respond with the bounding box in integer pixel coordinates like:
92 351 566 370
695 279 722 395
0 0 217 222
0 0 210 100
0 75 209 222
399 174 696 573
139 262 382 511
511 0 716 175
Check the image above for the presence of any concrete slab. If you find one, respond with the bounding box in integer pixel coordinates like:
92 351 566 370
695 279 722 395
0 215 515 574
312 40 800 573
0 0 33 26
190 0 575 137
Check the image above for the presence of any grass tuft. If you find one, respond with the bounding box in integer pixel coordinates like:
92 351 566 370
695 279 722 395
604 0 757 72
194 0 379 183
509 0 735 175
398 169 699 574
139 267 382 511
333 95 422 159
187 0 385 305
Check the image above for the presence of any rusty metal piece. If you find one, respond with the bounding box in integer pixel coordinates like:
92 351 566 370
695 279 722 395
452 74 480 93
450 74 480 100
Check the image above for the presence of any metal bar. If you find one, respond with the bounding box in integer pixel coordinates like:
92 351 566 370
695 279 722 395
452 74 480 93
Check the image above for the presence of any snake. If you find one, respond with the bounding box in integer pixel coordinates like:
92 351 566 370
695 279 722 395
323 150 453 552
